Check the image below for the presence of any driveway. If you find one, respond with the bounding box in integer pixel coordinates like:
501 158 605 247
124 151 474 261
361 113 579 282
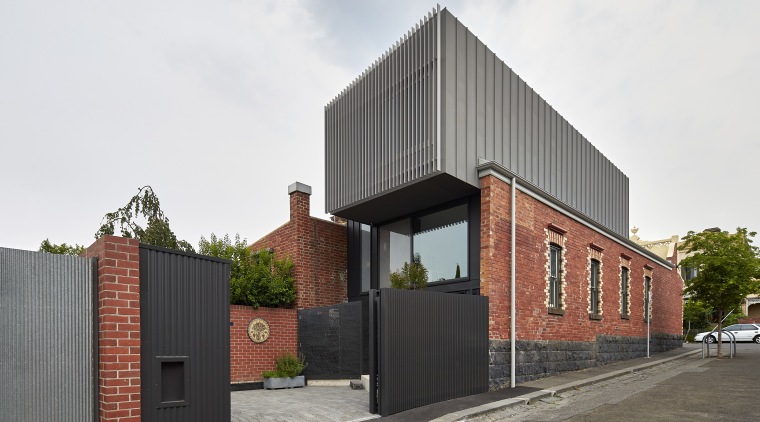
231 385 377 422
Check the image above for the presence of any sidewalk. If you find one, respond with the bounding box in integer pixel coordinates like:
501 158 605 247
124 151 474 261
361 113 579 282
381 345 701 421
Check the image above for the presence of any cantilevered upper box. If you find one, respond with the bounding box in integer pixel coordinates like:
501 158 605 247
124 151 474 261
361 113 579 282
325 6 628 237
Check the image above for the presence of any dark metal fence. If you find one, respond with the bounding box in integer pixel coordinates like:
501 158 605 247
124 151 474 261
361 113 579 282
139 245 231 422
0 247 97 422
298 301 363 379
369 288 489 416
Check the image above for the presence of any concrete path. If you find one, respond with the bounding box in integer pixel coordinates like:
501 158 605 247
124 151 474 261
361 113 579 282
231 385 377 422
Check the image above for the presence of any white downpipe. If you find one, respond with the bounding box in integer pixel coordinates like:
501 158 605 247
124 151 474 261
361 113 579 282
646 283 651 358
511 177 516 388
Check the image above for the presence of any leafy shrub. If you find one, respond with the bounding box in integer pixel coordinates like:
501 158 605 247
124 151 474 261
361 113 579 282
198 233 296 308
262 352 307 378
389 253 428 290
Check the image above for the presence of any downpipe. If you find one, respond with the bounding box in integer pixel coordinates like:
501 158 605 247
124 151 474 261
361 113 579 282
511 176 516 388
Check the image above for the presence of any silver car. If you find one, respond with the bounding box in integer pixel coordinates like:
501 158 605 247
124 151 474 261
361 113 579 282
694 323 760 343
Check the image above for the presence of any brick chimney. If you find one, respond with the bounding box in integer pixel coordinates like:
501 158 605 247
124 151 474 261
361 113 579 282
288 182 311 223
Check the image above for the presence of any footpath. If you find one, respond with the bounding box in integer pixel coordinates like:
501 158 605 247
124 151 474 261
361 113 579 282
381 345 702 421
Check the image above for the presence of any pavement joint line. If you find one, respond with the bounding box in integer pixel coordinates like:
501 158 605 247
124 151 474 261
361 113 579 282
434 349 700 422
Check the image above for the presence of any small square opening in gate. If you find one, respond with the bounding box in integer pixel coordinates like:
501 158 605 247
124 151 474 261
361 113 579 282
157 356 189 408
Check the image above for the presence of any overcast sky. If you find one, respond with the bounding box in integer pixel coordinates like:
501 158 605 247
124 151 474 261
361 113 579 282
2 0 758 252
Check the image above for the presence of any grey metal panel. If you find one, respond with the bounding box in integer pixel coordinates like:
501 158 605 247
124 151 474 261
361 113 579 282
375 288 488 416
140 245 230 422
0 247 96 422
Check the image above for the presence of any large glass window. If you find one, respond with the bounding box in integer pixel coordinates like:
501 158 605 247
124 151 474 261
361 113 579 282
377 203 469 287
412 204 468 282
378 219 411 288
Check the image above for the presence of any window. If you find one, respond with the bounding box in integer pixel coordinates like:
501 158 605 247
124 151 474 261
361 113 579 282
681 266 698 281
378 219 411 288
590 259 601 315
549 245 562 309
413 204 468 282
360 224 371 292
644 276 652 322
378 203 468 287
620 267 629 317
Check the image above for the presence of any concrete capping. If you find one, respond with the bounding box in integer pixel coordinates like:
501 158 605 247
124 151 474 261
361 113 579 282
306 379 352 387
288 181 312 195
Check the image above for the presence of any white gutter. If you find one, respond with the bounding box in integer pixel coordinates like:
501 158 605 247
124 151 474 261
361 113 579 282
511 176 517 388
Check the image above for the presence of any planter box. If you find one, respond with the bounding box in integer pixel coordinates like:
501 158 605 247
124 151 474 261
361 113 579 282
263 375 305 390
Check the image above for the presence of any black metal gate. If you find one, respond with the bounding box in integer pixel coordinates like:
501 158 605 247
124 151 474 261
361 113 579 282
369 288 489 416
139 245 231 422
298 301 363 379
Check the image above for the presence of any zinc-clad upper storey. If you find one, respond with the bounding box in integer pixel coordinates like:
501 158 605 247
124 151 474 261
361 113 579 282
325 7 629 237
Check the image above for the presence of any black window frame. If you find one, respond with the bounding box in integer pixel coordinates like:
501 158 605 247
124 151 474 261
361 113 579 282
548 244 563 313
620 266 630 318
644 275 652 322
589 259 601 319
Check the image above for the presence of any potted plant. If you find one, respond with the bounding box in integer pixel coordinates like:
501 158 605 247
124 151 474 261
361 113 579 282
262 352 307 389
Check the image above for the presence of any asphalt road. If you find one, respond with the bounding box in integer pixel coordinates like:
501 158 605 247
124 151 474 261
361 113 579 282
471 343 760 421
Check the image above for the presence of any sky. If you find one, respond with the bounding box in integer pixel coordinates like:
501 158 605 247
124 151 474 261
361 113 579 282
2 0 759 252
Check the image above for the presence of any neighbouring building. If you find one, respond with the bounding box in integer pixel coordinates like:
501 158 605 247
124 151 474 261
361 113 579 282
254 6 684 388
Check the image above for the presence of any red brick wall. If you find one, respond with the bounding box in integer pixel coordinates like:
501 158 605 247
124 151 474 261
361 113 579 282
230 305 298 383
84 236 141 422
479 175 683 342
251 187 347 309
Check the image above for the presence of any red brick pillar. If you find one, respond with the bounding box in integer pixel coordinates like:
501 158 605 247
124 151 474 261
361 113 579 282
480 175 512 340
289 182 313 308
85 236 141 421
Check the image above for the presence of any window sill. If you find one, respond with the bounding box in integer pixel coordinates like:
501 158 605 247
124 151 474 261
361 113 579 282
548 307 565 316
620 313 630 320
589 313 602 321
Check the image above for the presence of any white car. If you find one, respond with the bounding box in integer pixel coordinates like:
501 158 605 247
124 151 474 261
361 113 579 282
694 323 760 343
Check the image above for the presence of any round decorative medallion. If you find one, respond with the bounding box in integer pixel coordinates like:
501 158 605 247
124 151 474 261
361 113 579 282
247 318 270 343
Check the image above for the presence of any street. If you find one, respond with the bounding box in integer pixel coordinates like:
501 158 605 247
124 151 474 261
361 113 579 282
470 343 760 421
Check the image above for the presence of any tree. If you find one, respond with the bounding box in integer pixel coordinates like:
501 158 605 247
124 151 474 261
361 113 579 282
198 233 296 308
95 186 194 252
38 239 85 256
679 227 760 355
389 253 429 290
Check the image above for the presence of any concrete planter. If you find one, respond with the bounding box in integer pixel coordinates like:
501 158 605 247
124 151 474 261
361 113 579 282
263 375 305 390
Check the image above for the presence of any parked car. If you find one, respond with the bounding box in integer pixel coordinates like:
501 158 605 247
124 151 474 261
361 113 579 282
694 324 760 343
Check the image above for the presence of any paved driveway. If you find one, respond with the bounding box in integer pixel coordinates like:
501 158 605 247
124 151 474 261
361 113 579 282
231 385 377 422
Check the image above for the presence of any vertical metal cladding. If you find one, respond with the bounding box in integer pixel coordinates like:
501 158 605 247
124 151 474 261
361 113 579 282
139 245 230 422
439 10 629 236
0 247 97 422
325 7 440 213
326 8 630 236
377 288 488 416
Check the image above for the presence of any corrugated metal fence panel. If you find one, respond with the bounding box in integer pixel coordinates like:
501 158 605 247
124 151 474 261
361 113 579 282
298 301 362 379
439 10 629 236
378 288 488 416
0 247 96 422
325 7 440 214
140 245 230 422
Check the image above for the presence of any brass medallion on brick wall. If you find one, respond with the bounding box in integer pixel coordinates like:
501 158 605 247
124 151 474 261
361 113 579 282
247 318 270 343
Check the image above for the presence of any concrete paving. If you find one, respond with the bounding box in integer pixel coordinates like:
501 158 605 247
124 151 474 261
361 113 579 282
231 343 759 421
